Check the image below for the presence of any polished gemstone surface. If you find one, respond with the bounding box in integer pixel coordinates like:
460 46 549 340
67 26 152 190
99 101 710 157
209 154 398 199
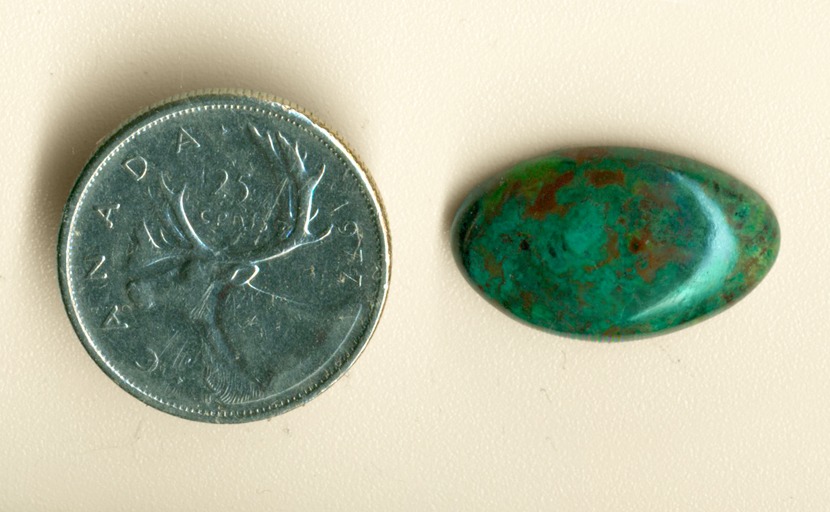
452 147 779 338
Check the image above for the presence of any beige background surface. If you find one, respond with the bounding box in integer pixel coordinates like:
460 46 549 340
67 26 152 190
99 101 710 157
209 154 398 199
1 1 828 510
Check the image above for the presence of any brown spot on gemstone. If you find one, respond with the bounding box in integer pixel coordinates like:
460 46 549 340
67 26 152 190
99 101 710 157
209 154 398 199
601 227 620 266
482 250 504 283
587 169 625 188
519 239 530 252
628 237 645 254
575 280 594 309
520 290 535 314
630 225 696 284
527 171 574 219
603 325 621 337
632 180 677 212
559 148 611 166
635 259 656 284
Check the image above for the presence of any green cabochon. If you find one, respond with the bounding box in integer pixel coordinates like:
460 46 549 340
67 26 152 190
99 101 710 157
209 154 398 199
452 147 779 339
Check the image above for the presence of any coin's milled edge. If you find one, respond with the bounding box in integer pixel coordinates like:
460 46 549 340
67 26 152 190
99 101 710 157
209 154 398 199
57 90 391 423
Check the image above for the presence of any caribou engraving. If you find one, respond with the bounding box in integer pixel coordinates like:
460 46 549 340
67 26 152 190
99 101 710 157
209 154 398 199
126 125 333 404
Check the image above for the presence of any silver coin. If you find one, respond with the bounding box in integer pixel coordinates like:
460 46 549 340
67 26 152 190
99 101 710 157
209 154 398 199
57 90 390 423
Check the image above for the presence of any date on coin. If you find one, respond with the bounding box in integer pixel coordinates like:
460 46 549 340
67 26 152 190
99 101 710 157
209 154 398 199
58 90 390 422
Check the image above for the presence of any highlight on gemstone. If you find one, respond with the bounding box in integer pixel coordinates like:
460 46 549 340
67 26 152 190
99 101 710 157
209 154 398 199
451 147 780 339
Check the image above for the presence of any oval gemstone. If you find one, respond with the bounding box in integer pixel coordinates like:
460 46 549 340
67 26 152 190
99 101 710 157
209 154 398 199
452 147 780 338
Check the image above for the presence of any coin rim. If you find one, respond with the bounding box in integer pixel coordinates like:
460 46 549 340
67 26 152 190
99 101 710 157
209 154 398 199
57 89 391 423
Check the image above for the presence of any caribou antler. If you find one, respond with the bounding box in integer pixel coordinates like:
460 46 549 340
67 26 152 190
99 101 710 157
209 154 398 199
159 172 220 258
143 128 331 270
246 126 333 264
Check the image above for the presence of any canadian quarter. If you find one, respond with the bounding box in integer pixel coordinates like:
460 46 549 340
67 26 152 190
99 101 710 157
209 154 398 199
57 90 390 423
